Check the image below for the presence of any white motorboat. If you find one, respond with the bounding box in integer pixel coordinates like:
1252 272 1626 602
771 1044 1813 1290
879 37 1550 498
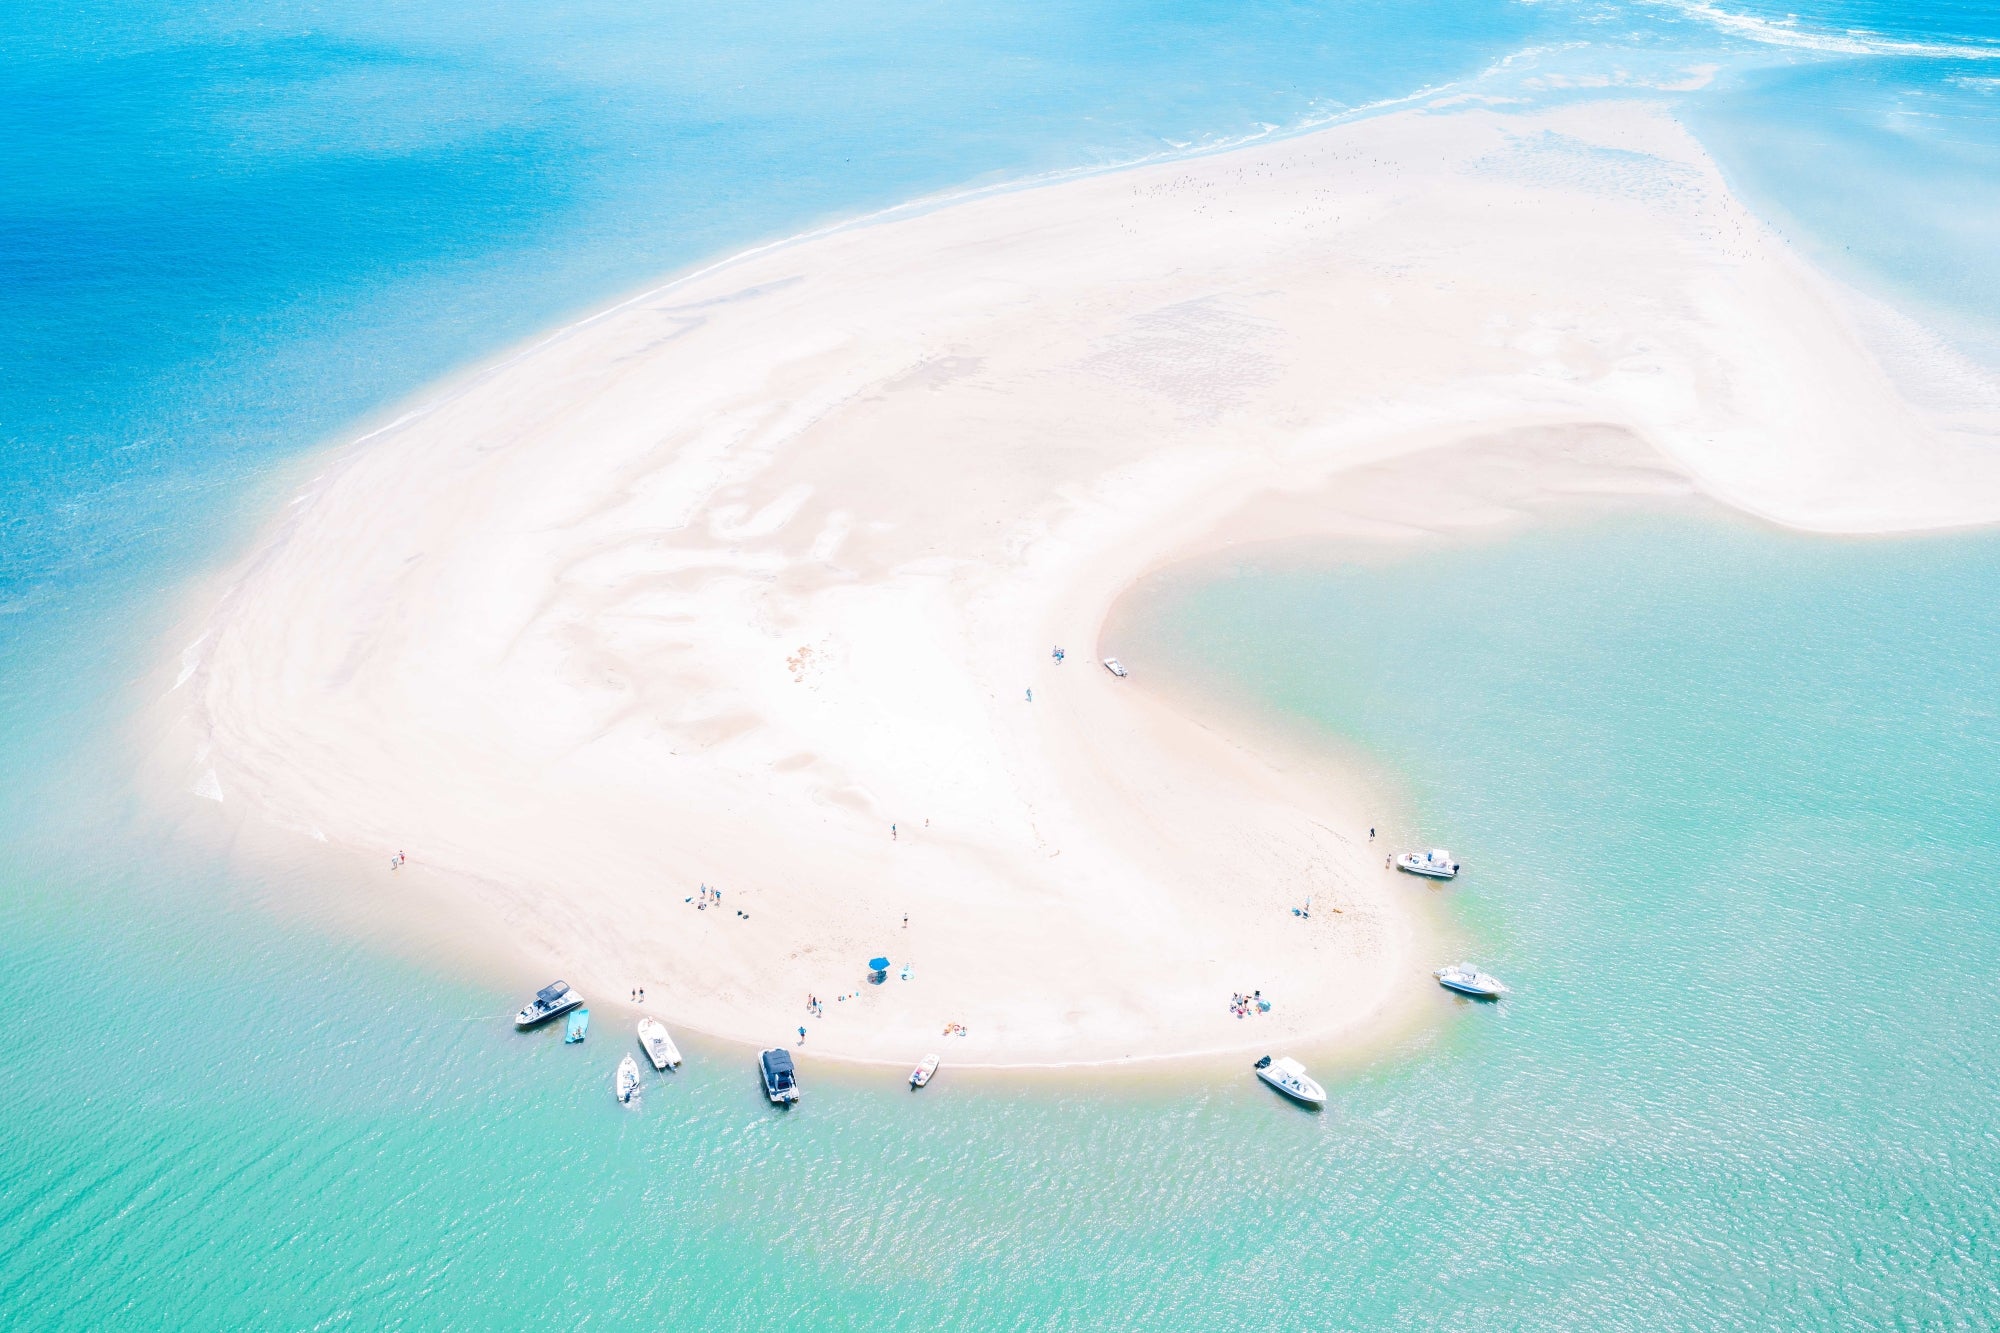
1253 1055 1326 1107
614 1054 642 1105
909 1054 940 1089
760 1047 799 1104
1395 848 1460 880
636 1018 682 1070
1435 962 1508 998
515 979 584 1027
1102 656 1128 677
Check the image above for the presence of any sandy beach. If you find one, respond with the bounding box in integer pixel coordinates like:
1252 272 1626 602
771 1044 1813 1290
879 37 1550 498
162 98 2000 1066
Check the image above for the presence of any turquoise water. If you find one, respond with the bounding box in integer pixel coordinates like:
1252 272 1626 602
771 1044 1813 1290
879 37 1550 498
1114 510 2000 1326
8 510 1999 1327
8 0 2000 1325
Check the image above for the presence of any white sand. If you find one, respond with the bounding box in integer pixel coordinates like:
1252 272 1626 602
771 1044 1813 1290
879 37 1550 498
166 100 2000 1065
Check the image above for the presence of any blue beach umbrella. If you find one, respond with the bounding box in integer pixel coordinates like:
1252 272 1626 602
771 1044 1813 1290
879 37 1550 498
867 956 890 972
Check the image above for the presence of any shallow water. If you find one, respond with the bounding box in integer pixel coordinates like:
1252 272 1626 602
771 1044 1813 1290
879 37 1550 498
7 0 2000 1326
8 510 2000 1327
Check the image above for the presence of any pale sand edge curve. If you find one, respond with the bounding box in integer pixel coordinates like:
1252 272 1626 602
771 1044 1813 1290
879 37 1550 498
145 98 2000 1070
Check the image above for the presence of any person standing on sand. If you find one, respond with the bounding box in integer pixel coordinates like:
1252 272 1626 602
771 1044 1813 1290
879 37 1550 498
891 824 897 841
903 913 908 929
798 1026 806 1044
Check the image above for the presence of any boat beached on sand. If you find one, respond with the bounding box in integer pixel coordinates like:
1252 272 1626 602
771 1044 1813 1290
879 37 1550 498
1395 848 1460 880
615 1054 641 1105
910 1054 940 1089
1254 1055 1326 1107
1435 962 1508 998
515 980 583 1027
760 1047 799 1104
636 1018 682 1070
1102 657 1128 677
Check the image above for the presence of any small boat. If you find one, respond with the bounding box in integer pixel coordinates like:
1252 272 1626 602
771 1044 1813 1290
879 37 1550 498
1435 962 1508 998
759 1047 799 1104
564 1008 590 1043
1254 1055 1326 1107
636 1018 682 1070
1102 657 1128 677
910 1054 940 1089
515 979 584 1027
615 1054 641 1105
1395 848 1460 880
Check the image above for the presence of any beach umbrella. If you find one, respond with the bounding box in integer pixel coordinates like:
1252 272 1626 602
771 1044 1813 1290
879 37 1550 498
868 956 890 972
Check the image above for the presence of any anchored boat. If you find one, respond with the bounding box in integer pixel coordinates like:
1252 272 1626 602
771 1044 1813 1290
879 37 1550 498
564 1008 590 1043
909 1054 940 1089
515 980 583 1027
1395 848 1460 880
1435 962 1508 998
1254 1055 1326 1107
615 1054 641 1105
636 1018 682 1070
759 1047 799 1104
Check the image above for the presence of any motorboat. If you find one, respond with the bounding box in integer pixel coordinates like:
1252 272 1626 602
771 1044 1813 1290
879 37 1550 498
563 1008 590 1044
760 1047 799 1104
1254 1055 1326 1107
1435 962 1508 998
1102 657 1128 677
1395 848 1460 880
636 1018 682 1070
615 1054 641 1105
515 980 583 1027
910 1054 940 1089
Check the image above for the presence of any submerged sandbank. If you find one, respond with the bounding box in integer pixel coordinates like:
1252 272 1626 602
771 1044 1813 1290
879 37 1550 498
159 99 2000 1066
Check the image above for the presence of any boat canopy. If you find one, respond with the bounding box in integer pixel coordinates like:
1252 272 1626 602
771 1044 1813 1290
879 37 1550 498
764 1049 796 1077
535 981 570 1004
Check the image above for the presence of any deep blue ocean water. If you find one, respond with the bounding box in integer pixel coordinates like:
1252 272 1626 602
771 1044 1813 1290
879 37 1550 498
5 0 2000 1326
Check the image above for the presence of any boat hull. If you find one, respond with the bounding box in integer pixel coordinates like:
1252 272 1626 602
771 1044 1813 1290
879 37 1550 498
1395 861 1457 880
636 1020 681 1070
515 994 584 1027
1438 979 1503 998
759 1049 799 1104
1256 1070 1327 1107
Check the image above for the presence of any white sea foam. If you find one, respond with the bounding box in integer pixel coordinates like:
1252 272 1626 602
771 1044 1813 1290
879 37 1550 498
1657 1 2000 60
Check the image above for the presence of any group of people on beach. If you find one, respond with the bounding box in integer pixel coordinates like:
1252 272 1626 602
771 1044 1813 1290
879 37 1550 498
388 849 406 870
942 1022 969 1037
1230 990 1270 1019
689 883 721 909
629 987 646 1003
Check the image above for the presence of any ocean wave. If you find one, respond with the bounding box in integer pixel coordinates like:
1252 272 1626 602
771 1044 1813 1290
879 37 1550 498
1655 1 2000 60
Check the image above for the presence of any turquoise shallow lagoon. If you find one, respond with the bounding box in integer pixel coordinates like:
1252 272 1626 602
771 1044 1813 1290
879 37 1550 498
8 0 2000 1325
5 510 1998 1327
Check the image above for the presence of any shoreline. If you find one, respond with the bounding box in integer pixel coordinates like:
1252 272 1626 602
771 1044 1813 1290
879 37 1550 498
149 97 2000 1071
